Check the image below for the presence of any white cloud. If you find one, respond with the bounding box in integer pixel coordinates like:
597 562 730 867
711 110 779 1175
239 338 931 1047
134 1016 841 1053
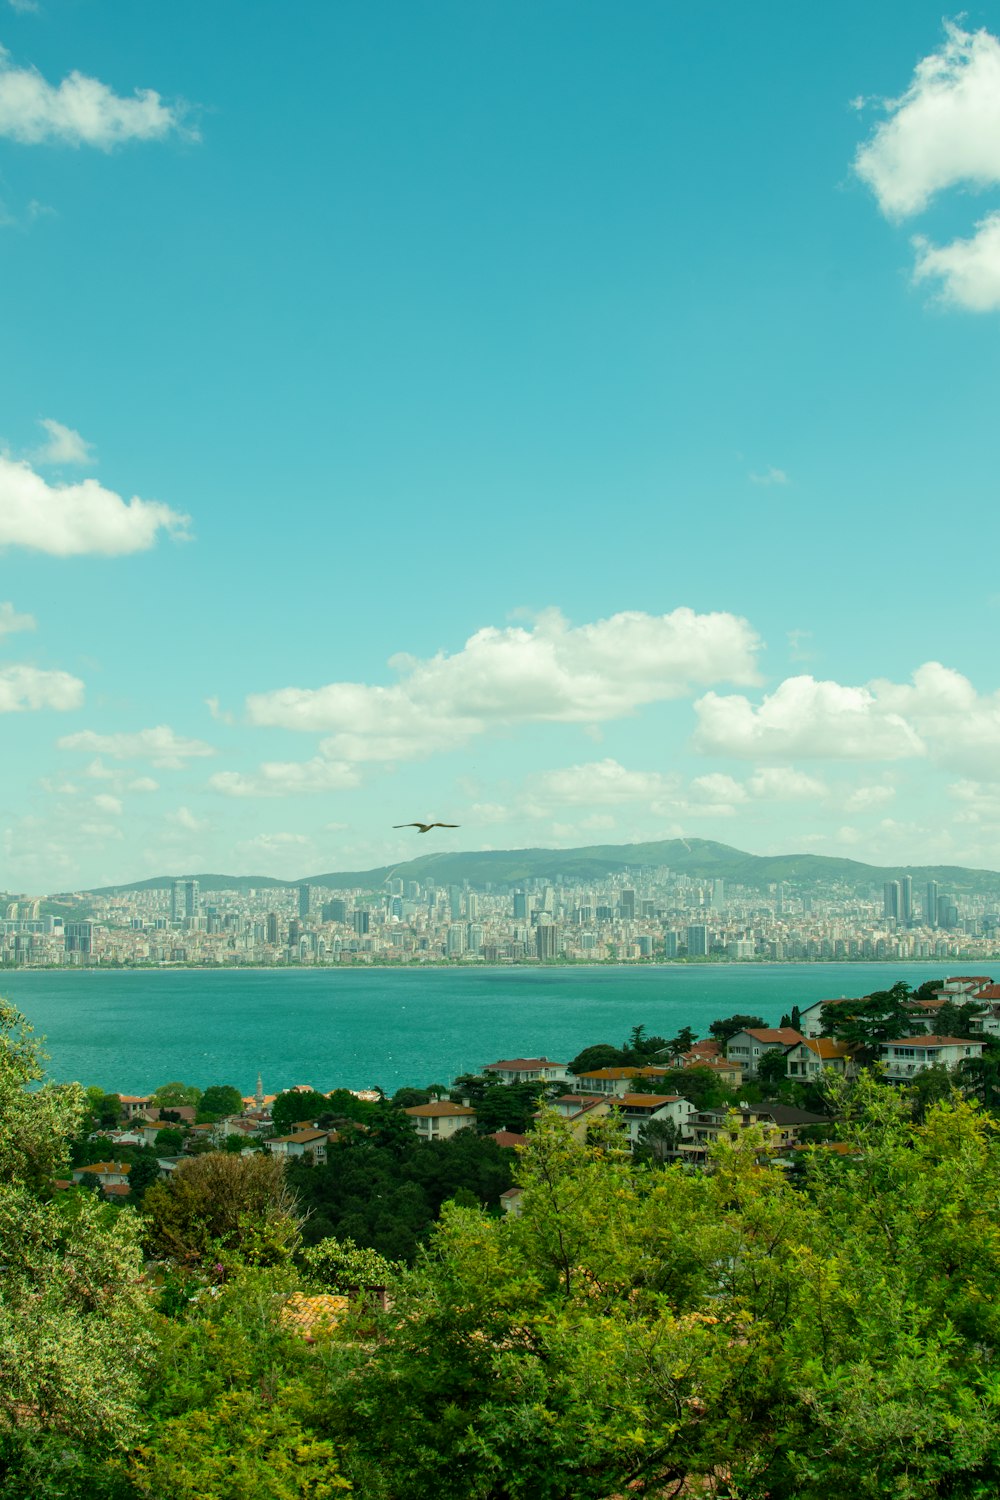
0 663 83 711
855 23 1000 314
32 417 95 466
205 695 235 725
746 766 828 800
749 466 789 486
844 783 896 812
0 455 190 555
58 725 214 768
689 772 749 805
912 213 1000 311
209 757 361 798
92 793 122 815
168 805 205 831
855 23 1000 219
246 607 761 764
530 758 678 807
695 661 1000 777
0 601 35 638
128 776 159 793
693 674 926 761
0 45 193 148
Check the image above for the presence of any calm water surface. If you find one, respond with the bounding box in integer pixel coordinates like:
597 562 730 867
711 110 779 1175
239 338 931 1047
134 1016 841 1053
0 962 971 1094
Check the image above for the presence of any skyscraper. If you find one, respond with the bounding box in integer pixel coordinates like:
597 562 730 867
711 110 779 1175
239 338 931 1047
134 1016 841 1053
535 923 559 960
184 879 200 919
898 875 912 924
298 884 312 920
353 909 370 936
513 891 528 919
170 879 185 923
883 881 900 921
685 924 708 957
926 881 939 927
266 912 279 945
620 888 636 920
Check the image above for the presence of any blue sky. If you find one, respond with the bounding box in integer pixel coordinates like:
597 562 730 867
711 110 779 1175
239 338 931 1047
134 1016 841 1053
4 1 1000 889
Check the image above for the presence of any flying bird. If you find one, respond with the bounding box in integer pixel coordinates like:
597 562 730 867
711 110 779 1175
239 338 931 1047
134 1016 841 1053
394 822 460 833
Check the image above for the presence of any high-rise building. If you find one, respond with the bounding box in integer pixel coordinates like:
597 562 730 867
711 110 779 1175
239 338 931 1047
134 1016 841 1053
466 923 483 954
449 886 463 921
170 879 185 923
446 925 466 956
513 891 528 920
353 909 370 936
883 882 900 921
926 881 939 927
466 892 479 921
266 912 280 945
711 879 726 911
620 888 636 920
685 924 709 957
898 875 913 924
64 920 94 955
535 923 559 960
663 930 679 959
298 884 312 920
323 898 347 924
184 879 200 919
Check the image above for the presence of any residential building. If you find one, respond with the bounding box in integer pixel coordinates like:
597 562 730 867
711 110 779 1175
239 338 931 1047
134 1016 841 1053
784 1037 853 1080
616 1093 697 1149
483 1057 570 1085
724 1026 803 1077
403 1101 477 1140
573 1065 672 1097
880 1035 985 1082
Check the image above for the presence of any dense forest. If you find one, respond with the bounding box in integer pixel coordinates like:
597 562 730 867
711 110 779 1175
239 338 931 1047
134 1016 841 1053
3 994 1000 1499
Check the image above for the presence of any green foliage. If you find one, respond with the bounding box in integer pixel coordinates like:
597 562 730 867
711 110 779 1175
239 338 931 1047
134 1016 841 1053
197 1085 244 1120
657 1064 731 1110
271 1089 332 1134
933 998 986 1039
302 1235 396 1292
85 1087 123 1131
566 1043 626 1074
756 1047 792 1089
664 1024 698 1056
144 1150 302 1266
154 1126 186 1155
324 1088 376 1124
822 981 915 1058
153 1081 203 1109
708 1012 766 1044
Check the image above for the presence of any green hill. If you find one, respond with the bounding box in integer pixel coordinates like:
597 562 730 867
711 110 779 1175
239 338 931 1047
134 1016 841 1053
79 838 1000 898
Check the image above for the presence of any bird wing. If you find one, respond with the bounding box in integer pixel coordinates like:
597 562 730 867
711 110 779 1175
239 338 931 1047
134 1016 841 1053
393 824 421 828
431 823 459 828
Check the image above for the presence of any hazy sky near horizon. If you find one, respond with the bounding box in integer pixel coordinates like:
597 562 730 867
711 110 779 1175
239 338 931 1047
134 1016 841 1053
4 1 1000 890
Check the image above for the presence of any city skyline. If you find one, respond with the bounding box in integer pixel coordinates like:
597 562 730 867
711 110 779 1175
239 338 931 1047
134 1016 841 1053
4 3 1000 890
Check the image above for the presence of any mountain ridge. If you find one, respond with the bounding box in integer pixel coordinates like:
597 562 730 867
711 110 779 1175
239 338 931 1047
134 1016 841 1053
66 837 1000 898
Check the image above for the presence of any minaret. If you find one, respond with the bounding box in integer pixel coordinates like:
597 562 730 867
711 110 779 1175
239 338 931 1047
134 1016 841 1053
255 1072 264 1107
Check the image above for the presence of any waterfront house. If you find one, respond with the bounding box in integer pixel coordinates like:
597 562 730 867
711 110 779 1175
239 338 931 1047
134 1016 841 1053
680 1054 744 1088
266 1128 332 1163
546 1094 613 1140
118 1094 155 1120
573 1065 672 1097
482 1057 570 1085
880 1035 985 1082
724 1027 803 1077
403 1101 477 1140
71 1160 131 1188
615 1094 697 1150
784 1037 854 1081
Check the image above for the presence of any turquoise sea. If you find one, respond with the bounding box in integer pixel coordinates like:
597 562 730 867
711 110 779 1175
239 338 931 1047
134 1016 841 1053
0 961 977 1096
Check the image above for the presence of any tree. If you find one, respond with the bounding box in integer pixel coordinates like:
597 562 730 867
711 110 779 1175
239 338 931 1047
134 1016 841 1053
663 1025 698 1057
324 1087 376 1124
84 1087 122 1131
822 981 914 1060
0 1000 153 1475
708 1013 765 1045
756 1048 792 1091
197 1085 243 1120
144 1150 302 1266
933 998 986 1039
633 1115 679 1163
270 1089 332 1134
155 1126 186 1155
302 1234 395 1294
566 1043 626 1075
128 1149 163 1202
154 1081 203 1110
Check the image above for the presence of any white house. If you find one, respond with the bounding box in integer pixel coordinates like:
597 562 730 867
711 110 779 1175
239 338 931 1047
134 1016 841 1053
784 1037 854 1081
724 1027 802 1078
615 1094 697 1149
482 1057 570 1085
404 1101 477 1140
266 1128 332 1163
880 1035 985 1082
572 1065 672 1097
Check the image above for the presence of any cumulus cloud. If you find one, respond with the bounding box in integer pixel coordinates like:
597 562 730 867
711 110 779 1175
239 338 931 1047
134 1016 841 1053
694 674 926 761
844 784 896 812
689 772 749 806
855 23 1000 218
749 466 789 486
854 23 1000 312
529 758 678 807
0 601 35 638
92 793 122 815
913 213 1000 311
209 758 361 798
0 663 83 711
32 418 95 466
58 725 214 768
695 661 1000 777
0 44 193 148
168 805 205 831
246 607 761 763
0 455 189 555
746 766 828 800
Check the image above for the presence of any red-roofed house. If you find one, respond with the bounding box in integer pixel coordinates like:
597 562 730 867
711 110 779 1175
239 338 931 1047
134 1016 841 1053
724 1028 803 1077
266 1128 332 1163
404 1101 477 1140
616 1093 697 1149
784 1037 854 1081
573 1065 671 1097
880 1035 985 1082
71 1160 131 1188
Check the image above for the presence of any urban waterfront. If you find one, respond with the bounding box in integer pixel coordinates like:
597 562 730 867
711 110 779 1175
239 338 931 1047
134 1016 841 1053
0 960 971 1094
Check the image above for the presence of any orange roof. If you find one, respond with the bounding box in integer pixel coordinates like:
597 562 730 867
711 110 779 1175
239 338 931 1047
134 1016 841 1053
281 1292 349 1340
75 1160 130 1175
618 1093 684 1108
890 1034 984 1048
576 1066 668 1080
404 1101 476 1118
800 1038 852 1059
742 1027 804 1045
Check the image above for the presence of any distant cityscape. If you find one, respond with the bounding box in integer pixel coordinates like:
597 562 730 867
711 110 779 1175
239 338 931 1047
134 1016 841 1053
4 866 1000 969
